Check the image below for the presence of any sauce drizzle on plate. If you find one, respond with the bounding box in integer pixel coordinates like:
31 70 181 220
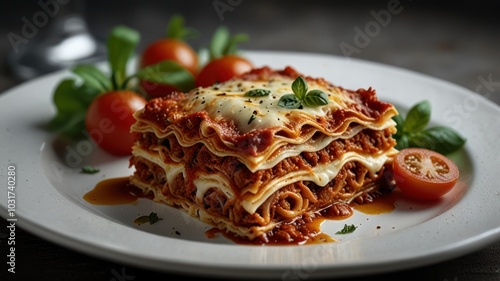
83 176 147 205
84 177 397 244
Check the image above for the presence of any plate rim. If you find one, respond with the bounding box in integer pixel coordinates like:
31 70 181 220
1 50 500 279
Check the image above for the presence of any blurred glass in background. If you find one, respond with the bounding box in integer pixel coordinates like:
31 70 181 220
6 0 105 80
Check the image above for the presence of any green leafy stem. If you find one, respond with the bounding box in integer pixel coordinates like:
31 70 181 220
209 25 249 61
48 25 194 138
392 100 466 155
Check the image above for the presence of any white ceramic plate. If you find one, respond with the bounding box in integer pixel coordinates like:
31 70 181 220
1 51 500 279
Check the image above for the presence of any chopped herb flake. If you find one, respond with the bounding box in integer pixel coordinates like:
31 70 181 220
81 165 99 174
134 212 163 225
335 224 357 234
245 89 270 97
248 114 256 125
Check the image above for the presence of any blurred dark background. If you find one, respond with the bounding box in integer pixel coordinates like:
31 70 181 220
1 1 499 280
1 0 499 105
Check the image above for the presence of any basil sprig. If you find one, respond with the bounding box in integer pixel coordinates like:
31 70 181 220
166 14 199 40
209 26 249 60
278 76 329 109
392 100 466 155
48 25 194 138
107 26 140 90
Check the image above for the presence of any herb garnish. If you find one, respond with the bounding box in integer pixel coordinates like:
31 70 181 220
208 25 249 60
278 76 329 109
245 89 270 97
335 224 357 234
248 114 257 125
48 26 195 138
134 212 163 225
81 165 100 174
392 100 466 155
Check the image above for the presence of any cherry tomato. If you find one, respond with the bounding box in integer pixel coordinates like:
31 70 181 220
195 55 253 87
392 148 459 200
140 38 198 97
85 91 146 156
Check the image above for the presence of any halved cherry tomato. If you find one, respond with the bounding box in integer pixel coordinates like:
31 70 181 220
140 38 198 97
392 148 459 200
85 91 146 156
195 55 253 87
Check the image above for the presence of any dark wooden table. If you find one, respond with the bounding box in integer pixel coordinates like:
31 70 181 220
1 1 500 280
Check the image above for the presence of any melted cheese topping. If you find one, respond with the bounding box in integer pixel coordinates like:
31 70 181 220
185 77 352 133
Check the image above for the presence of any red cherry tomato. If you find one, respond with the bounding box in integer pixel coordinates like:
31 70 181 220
85 91 146 156
195 55 253 87
140 38 198 97
392 148 459 200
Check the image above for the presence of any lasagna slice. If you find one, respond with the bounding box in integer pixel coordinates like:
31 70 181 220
129 66 398 243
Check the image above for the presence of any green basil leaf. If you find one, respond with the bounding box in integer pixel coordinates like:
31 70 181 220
392 114 404 139
394 134 409 150
51 79 100 114
48 79 100 137
410 126 466 155
136 60 195 92
107 26 140 89
51 79 86 113
291 76 308 100
148 212 161 224
245 89 270 97
224 33 249 55
72 65 111 92
278 94 302 109
166 14 198 40
48 112 87 138
402 100 431 133
208 25 248 59
302 90 329 107
209 26 230 60
166 14 184 39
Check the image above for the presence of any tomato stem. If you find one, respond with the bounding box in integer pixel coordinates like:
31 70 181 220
166 14 199 41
